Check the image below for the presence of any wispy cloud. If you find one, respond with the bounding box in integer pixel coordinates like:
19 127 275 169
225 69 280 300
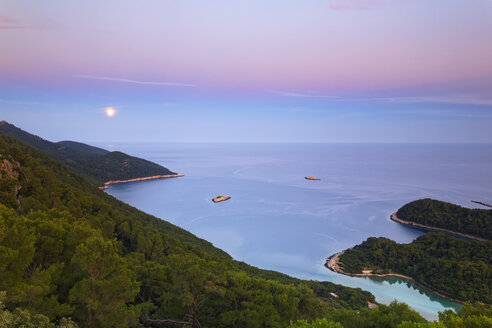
361 95 492 106
329 0 384 11
271 106 327 113
277 91 338 99
383 108 492 120
270 106 363 119
0 98 40 105
279 91 492 106
0 14 51 30
72 75 194 87
0 15 17 24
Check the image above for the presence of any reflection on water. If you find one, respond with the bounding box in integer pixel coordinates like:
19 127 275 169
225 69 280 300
102 143 492 320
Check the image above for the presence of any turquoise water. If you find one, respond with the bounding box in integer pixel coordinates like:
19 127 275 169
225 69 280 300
102 143 492 320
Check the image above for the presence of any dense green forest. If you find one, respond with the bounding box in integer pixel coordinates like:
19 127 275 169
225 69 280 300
396 199 492 240
0 121 176 185
0 132 378 327
338 233 492 303
2 129 491 327
289 302 492 328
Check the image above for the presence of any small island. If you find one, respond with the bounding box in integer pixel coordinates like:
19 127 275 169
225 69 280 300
305 176 320 180
212 196 231 203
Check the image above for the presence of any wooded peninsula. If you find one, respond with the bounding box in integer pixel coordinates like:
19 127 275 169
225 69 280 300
0 125 490 327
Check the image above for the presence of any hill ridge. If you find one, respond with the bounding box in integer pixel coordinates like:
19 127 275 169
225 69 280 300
0 120 177 185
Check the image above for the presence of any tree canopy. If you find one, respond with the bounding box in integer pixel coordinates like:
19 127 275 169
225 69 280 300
0 132 376 327
339 233 491 303
396 199 492 240
289 302 492 328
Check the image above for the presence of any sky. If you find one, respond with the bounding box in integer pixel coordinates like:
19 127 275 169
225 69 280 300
1 0 491 143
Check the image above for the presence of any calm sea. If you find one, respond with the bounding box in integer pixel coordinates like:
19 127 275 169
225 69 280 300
100 143 492 320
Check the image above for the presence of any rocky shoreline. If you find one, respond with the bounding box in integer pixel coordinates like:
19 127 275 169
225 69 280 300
325 250 464 304
325 251 414 280
390 212 488 242
103 174 184 186
471 200 492 208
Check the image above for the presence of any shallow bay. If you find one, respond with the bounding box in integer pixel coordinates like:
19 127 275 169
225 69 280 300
102 143 492 320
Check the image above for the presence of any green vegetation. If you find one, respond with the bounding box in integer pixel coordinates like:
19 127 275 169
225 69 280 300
290 318 343 328
0 121 176 185
0 132 376 327
289 301 426 328
2 128 490 326
57 141 109 155
396 199 492 240
0 291 78 328
338 233 492 303
289 302 492 328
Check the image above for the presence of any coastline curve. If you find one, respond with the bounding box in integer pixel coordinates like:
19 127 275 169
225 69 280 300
103 174 184 186
325 251 464 304
390 212 488 242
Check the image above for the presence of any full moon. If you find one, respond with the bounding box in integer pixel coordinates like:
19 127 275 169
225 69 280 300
105 107 116 117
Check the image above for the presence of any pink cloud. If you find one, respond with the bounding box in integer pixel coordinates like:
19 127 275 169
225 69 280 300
0 14 26 29
0 15 17 23
329 0 384 10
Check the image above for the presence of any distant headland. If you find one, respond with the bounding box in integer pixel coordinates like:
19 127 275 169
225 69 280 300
394 198 491 241
326 251 414 280
471 200 492 208
0 121 178 186
390 212 488 242
103 174 184 186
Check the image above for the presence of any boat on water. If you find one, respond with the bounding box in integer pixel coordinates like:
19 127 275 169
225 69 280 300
212 196 231 203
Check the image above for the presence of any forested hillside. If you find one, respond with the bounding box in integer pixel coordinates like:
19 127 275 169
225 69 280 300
396 199 492 240
338 233 492 303
289 302 492 328
0 121 176 185
0 133 376 327
57 141 110 155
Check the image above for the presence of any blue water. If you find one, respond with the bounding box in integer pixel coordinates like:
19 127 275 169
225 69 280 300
100 143 492 321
